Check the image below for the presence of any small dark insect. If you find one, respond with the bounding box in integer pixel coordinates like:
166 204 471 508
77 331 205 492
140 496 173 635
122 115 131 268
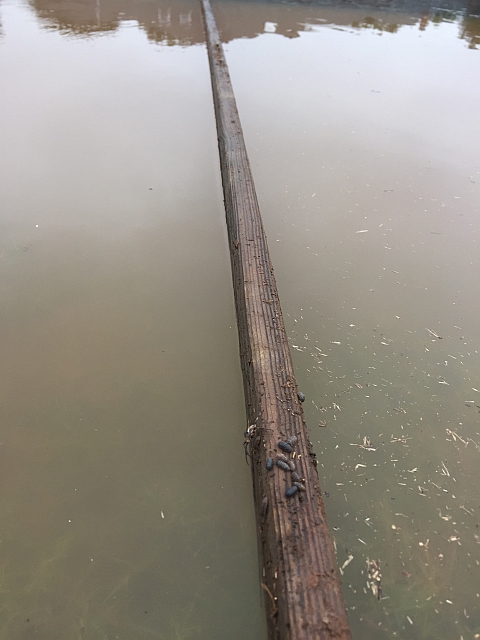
287 459 296 471
261 496 269 518
278 441 293 453
276 453 288 462
297 392 306 403
266 457 274 471
286 435 298 446
276 460 290 472
293 482 306 491
291 471 302 483
285 486 298 498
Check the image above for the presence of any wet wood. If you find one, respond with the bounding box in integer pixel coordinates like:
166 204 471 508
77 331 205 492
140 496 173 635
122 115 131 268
200 1 352 639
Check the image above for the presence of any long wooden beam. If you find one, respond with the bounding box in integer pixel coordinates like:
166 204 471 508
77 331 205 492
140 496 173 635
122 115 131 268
200 2 352 638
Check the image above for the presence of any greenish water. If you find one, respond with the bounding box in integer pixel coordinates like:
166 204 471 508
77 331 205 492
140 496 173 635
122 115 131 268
224 6 480 638
0 0 479 638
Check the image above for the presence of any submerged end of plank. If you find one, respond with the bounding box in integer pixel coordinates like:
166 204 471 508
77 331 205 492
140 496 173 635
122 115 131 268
200 1 352 638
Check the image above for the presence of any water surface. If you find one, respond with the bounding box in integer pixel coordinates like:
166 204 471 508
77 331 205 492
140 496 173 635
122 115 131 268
1 0 479 638
0 3 265 638
222 4 480 638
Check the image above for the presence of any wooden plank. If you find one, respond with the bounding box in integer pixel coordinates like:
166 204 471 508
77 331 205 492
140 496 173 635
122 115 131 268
200 2 352 638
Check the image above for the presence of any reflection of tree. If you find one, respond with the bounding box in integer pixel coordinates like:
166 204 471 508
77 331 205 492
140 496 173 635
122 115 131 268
425 6 480 49
460 0 480 48
29 0 203 44
351 16 400 32
351 5 480 47
419 11 429 30
25 0 480 47
460 14 480 48
30 0 119 37
431 8 458 23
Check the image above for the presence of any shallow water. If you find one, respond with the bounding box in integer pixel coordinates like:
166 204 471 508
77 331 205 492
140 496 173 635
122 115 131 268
222 4 480 638
0 3 264 638
0 0 479 638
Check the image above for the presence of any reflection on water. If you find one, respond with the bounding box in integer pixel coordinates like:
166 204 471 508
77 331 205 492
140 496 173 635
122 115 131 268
1 0 480 637
22 0 480 48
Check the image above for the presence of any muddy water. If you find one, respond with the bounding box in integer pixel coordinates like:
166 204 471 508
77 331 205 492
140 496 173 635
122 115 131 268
0 3 264 639
0 0 479 638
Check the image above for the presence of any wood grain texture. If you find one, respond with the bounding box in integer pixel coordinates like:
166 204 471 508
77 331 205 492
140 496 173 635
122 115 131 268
200 2 352 638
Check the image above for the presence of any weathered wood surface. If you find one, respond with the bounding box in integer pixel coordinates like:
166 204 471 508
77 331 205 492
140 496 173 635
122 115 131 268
200 2 352 638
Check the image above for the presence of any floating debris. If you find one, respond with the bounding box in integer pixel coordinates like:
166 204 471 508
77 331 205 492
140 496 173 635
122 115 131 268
390 435 411 444
440 461 450 477
446 428 468 446
339 554 354 575
426 328 442 339
350 437 376 451
367 558 383 600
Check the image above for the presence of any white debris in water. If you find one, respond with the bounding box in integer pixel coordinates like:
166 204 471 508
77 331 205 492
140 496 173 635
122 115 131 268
263 21 277 33
339 554 354 575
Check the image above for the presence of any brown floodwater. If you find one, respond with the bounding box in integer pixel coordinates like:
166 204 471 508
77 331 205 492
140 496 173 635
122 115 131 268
0 0 479 638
